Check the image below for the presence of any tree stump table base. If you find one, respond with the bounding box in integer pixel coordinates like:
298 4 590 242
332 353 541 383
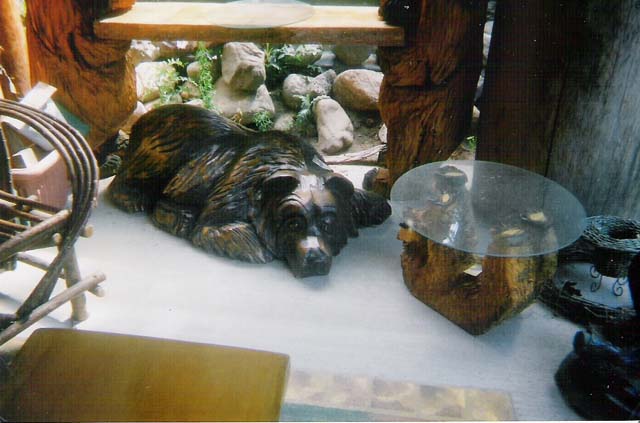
399 228 558 335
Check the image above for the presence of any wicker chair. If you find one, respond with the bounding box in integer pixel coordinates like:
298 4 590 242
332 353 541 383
0 99 105 345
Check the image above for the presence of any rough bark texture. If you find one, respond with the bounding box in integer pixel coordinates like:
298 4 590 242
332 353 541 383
399 227 557 335
377 0 487 194
0 0 31 97
476 0 573 175
26 0 136 148
546 0 640 220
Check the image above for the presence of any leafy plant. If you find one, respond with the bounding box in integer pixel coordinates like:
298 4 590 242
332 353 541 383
195 42 217 110
253 110 274 132
264 44 322 89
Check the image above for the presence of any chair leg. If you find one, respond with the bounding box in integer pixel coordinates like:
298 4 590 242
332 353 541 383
62 248 89 322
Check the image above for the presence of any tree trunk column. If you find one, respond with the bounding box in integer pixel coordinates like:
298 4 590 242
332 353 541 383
376 0 487 194
0 0 31 97
26 0 136 149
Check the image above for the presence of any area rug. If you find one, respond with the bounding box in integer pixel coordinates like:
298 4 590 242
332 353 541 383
281 370 514 421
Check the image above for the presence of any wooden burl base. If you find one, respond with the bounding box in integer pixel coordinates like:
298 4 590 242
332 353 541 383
399 227 557 335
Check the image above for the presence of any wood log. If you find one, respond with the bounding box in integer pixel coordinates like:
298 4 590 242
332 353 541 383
0 0 31 97
399 227 557 335
376 0 487 195
546 0 640 220
476 0 572 174
26 0 136 149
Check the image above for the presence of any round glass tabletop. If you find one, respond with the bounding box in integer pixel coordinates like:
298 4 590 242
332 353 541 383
212 0 314 29
390 160 587 258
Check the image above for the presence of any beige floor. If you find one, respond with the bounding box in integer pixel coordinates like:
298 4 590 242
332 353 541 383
0 166 594 420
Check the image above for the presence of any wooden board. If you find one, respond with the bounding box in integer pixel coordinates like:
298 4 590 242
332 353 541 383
94 3 404 46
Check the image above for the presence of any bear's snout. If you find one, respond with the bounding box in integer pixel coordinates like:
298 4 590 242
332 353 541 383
290 236 332 278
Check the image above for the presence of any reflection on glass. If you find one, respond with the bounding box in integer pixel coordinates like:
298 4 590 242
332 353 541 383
390 161 587 258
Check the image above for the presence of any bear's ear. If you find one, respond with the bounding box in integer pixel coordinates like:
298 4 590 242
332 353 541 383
261 170 300 200
324 174 355 199
351 188 392 228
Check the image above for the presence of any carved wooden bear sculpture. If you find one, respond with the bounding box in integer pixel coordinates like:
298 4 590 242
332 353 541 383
109 104 391 277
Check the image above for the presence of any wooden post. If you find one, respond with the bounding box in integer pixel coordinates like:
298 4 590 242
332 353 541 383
546 0 640 220
376 0 487 195
0 0 31 97
476 1 572 175
26 0 136 149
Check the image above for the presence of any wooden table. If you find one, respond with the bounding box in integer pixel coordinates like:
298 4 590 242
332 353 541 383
391 160 587 335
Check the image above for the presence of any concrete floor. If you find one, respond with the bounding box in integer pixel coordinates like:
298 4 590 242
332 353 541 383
0 166 593 420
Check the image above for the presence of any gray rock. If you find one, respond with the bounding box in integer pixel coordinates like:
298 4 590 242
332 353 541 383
314 50 336 69
333 45 375 67
135 61 179 103
273 113 296 132
185 98 205 108
221 42 266 92
333 69 383 112
180 81 201 100
121 101 148 134
155 40 199 59
129 40 161 66
186 61 202 82
211 79 274 125
314 98 353 155
362 53 381 72
378 124 387 144
280 44 323 67
144 93 182 110
281 70 336 110
186 56 221 84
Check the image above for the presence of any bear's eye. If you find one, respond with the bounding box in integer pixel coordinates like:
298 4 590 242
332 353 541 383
319 213 337 232
285 215 306 233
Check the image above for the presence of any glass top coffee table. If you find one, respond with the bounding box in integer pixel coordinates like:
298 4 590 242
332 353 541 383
390 160 587 335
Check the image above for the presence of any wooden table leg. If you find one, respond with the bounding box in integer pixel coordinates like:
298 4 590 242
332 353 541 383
399 227 557 335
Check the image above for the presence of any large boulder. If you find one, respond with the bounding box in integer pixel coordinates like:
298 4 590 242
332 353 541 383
281 70 336 110
332 69 383 112
279 44 323 67
155 40 199 59
135 61 179 103
314 98 353 155
211 79 274 125
221 42 266 92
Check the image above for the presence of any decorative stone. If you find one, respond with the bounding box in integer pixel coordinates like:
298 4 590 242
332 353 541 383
121 101 148 134
155 40 199 59
185 98 205 108
180 81 201 100
211 79 274 125
144 93 182 110
314 98 353 155
273 113 296 132
333 69 383 112
280 44 323 67
314 50 336 69
281 70 336 110
333 45 375 67
186 61 201 82
135 61 178 103
187 56 222 84
221 42 266 92
378 124 387 144
129 40 161 66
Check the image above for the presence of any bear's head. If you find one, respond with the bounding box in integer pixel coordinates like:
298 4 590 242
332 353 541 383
252 170 389 278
